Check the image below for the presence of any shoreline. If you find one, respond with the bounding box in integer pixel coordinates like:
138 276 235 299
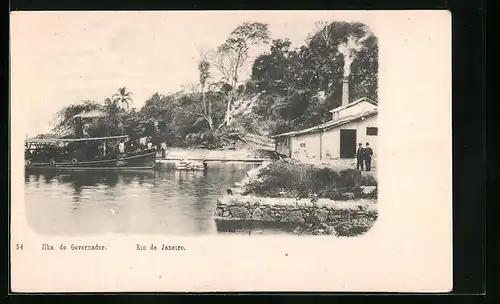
213 159 378 236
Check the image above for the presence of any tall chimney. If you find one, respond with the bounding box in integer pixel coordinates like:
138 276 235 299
342 77 349 106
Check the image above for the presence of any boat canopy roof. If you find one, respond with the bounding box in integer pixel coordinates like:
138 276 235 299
25 135 129 144
72 109 106 119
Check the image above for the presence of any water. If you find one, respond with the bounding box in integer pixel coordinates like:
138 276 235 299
24 163 260 236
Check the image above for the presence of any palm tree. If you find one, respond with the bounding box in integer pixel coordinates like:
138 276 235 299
103 96 125 136
112 87 133 110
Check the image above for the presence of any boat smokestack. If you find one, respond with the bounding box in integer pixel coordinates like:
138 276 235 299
342 77 349 106
74 117 83 138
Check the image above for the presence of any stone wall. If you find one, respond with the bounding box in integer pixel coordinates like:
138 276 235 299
214 195 378 237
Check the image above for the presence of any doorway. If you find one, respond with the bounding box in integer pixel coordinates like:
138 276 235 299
340 129 357 158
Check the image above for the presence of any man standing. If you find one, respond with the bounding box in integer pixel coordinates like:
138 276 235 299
118 141 125 154
356 143 365 171
364 142 374 171
161 142 167 158
140 137 147 149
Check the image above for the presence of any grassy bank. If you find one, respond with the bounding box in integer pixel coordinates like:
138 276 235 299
238 159 378 200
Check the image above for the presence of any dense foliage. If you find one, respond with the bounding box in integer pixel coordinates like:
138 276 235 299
50 21 378 148
241 159 378 200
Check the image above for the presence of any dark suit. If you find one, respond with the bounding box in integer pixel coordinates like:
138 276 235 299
356 147 365 171
364 147 373 171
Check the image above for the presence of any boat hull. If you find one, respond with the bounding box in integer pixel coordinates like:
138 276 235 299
25 149 157 171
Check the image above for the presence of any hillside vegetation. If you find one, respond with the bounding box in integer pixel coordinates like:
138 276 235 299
50 21 378 149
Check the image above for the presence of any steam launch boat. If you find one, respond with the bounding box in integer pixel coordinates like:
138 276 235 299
24 110 157 170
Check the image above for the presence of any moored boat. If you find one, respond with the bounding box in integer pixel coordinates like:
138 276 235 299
25 136 157 170
24 109 157 171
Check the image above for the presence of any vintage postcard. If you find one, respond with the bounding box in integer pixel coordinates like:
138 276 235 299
10 10 452 292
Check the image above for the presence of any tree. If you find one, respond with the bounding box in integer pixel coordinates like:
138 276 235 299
53 100 103 137
248 21 378 135
209 22 271 127
197 51 214 130
47 21 377 148
103 97 126 136
112 87 133 110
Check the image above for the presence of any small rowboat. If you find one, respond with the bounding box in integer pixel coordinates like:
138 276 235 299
175 159 207 171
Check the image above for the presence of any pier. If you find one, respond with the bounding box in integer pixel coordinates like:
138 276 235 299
158 158 267 163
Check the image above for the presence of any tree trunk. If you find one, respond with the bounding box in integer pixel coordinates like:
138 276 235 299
225 93 232 126
208 98 213 130
201 84 207 116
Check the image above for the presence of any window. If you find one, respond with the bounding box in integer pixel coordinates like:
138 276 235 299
366 127 378 136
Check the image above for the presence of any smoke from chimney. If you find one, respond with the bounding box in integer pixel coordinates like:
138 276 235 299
338 32 371 107
338 33 370 78
342 77 349 106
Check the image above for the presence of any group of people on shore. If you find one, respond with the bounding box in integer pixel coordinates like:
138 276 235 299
356 142 374 171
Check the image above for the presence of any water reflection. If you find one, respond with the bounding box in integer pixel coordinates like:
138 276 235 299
24 164 257 235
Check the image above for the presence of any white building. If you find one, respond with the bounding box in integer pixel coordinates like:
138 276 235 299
272 78 378 162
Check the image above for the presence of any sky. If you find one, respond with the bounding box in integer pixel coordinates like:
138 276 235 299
11 11 379 137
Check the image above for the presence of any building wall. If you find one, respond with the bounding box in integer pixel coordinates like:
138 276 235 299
332 101 377 120
322 113 378 160
321 128 340 160
275 137 291 157
277 113 377 162
340 114 378 158
290 132 321 162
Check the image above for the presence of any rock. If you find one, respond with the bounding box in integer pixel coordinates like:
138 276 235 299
320 222 330 229
262 210 274 221
312 229 325 235
328 213 342 222
282 211 305 224
325 226 337 235
222 210 231 217
342 192 356 200
251 207 264 220
303 201 315 208
232 188 245 195
361 186 377 195
304 213 315 223
214 208 224 217
292 226 303 234
313 209 329 222
229 206 251 219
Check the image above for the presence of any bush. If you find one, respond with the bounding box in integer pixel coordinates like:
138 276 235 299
242 159 377 199
334 217 377 237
